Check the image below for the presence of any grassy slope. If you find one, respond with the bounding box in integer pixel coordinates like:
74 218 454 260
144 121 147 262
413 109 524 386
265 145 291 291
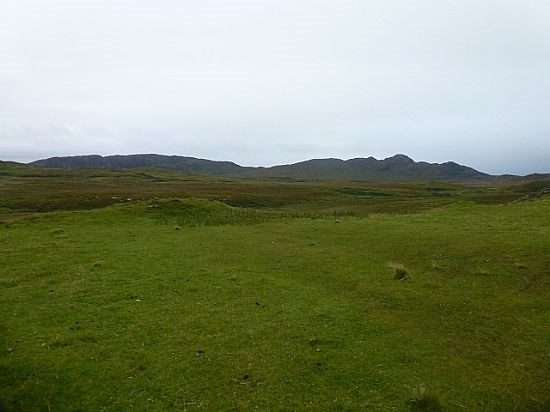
1 196 549 410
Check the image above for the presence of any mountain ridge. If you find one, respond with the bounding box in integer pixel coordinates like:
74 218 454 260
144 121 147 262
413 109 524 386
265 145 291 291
24 153 525 181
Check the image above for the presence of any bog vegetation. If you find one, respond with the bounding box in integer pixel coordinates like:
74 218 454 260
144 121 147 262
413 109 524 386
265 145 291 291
1 165 549 410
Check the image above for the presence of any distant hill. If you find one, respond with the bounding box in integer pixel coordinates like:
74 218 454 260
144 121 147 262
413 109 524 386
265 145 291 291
29 154 244 175
28 153 496 181
0 160 29 170
246 155 491 181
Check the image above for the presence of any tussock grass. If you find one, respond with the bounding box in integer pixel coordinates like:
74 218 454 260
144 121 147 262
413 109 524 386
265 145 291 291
407 384 442 411
388 261 410 280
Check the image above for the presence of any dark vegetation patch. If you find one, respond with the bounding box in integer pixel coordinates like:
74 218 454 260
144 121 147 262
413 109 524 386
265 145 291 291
336 187 393 197
148 198 361 227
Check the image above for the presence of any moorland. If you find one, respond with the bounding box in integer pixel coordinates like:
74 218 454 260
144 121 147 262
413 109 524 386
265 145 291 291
1 160 549 410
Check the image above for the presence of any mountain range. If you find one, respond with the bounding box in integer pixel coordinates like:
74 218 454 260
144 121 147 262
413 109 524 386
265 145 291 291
23 153 522 181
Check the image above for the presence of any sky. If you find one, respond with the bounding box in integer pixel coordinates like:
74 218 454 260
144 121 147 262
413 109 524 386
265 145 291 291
1 0 549 175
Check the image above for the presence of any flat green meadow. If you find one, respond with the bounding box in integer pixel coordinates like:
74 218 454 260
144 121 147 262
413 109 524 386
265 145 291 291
0 169 549 410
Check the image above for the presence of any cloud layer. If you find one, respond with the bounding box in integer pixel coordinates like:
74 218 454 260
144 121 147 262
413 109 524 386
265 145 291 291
1 0 549 174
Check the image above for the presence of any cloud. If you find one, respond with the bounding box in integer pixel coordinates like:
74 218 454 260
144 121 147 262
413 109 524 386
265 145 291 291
1 0 549 174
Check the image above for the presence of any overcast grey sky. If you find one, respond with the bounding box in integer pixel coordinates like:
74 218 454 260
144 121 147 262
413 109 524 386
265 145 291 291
1 0 549 174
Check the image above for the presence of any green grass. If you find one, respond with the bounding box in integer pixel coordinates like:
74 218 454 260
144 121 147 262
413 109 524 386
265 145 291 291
1 201 548 409
1 168 549 410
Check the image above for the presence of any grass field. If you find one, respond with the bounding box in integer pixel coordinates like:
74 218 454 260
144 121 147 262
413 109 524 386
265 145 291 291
1 168 549 410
